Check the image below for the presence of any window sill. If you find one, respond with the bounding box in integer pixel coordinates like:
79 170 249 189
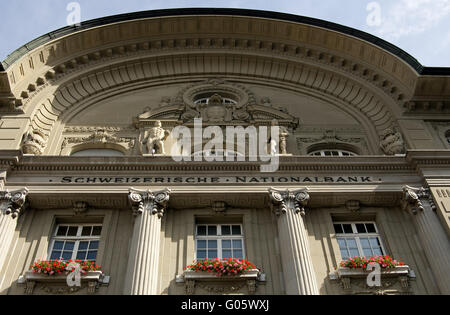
329 266 416 295
18 271 109 295
177 269 265 295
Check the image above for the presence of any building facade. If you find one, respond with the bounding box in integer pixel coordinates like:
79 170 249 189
0 8 449 295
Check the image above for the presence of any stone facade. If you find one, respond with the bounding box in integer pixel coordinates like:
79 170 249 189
0 9 449 295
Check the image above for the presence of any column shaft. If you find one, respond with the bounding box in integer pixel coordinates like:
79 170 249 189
270 188 319 295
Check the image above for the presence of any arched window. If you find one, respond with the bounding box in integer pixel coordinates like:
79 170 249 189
71 149 125 157
194 97 237 106
309 150 358 157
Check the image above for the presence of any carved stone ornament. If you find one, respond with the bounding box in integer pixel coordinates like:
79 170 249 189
0 188 29 219
401 186 428 215
140 120 170 155
135 79 299 129
22 130 47 155
346 200 361 213
180 269 261 295
329 266 414 295
297 129 363 145
19 271 107 295
128 188 171 218
380 128 406 155
268 187 310 216
61 129 135 155
73 201 88 216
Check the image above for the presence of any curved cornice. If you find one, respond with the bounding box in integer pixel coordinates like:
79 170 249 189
2 8 449 75
1 8 439 113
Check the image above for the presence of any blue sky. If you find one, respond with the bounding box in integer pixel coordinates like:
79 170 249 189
1 0 449 67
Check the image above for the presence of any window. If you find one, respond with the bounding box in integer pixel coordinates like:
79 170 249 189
334 222 385 260
49 224 102 262
309 150 358 157
71 149 124 157
195 224 245 260
194 97 237 106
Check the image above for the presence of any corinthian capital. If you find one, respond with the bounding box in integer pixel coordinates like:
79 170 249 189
268 187 310 216
0 188 29 219
128 188 171 218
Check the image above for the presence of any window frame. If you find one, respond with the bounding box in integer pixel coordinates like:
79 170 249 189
48 223 102 262
309 150 358 157
194 224 245 260
334 221 387 260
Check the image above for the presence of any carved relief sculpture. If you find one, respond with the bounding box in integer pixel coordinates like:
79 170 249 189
0 188 29 219
22 130 47 155
380 128 406 155
141 121 170 155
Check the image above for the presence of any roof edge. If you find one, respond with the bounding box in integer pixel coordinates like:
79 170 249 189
1 7 449 75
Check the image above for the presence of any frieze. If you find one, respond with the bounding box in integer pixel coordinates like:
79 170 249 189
28 175 377 185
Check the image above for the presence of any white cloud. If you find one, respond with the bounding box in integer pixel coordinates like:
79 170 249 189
376 0 450 40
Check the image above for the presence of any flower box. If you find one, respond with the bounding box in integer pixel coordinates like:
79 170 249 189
19 270 109 295
183 269 261 281
178 267 264 295
334 265 411 279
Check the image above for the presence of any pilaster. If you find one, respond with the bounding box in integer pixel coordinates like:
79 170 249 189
123 188 170 295
0 188 29 278
268 187 319 295
401 185 450 294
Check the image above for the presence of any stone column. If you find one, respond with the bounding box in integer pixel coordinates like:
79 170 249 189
401 186 450 294
123 188 170 295
269 188 319 295
0 188 29 274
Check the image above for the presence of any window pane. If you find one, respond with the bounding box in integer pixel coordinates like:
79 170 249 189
78 241 89 250
221 226 231 235
197 250 207 259
373 248 383 256
356 224 367 234
334 224 344 234
337 238 347 249
87 251 97 261
366 224 377 233
208 250 218 259
56 226 68 236
369 237 380 247
67 226 78 236
208 240 217 249
360 238 370 248
346 239 357 248
64 242 75 251
363 248 373 257
197 226 207 236
81 226 92 236
197 240 207 249
89 241 99 250
76 251 87 260
53 241 64 250
222 250 232 258
62 251 72 260
234 250 244 259
208 226 217 236
50 251 62 260
349 248 360 258
92 226 102 236
222 240 232 249
232 226 242 235
343 224 353 234
233 240 243 249
340 249 350 260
